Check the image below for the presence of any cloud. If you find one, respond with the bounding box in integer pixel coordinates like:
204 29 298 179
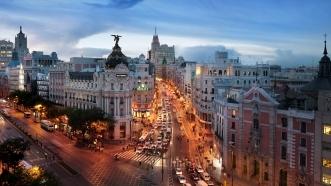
272 49 319 67
85 0 144 9
177 45 240 63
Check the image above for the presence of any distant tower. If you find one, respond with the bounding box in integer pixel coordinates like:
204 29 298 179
151 27 160 51
14 26 29 63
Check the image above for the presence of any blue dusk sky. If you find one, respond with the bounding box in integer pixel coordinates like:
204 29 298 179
0 0 330 66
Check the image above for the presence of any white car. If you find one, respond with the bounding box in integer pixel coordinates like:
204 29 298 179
178 175 186 184
196 165 204 173
136 147 143 154
175 167 182 175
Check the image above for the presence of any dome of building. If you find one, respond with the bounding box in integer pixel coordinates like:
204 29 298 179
105 38 128 69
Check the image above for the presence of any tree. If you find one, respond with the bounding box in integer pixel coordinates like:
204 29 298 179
0 138 59 186
0 138 30 171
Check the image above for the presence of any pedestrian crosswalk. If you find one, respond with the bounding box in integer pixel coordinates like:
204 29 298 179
115 150 161 166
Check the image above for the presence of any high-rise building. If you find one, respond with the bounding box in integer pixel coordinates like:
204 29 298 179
149 29 175 78
14 26 29 63
0 40 13 69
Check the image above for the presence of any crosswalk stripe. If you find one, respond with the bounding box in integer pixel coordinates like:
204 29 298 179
116 150 162 166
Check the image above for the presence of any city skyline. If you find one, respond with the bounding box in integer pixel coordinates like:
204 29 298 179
0 0 331 66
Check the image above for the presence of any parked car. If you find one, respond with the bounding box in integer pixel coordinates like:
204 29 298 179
177 175 186 184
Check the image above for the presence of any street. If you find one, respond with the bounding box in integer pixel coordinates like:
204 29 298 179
0 80 221 186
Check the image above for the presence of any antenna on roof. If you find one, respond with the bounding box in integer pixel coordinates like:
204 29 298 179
154 26 157 35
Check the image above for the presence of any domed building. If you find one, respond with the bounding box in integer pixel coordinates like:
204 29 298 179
64 36 134 140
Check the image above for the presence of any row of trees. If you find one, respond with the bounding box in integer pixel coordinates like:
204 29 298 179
8 90 53 111
8 90 115 145
0 138 58 186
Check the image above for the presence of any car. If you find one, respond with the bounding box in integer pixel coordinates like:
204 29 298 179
175 167 182 175
177 175 186 184
136 147 143 154
196 165 204 173
190 173 200 181
200 172 210 181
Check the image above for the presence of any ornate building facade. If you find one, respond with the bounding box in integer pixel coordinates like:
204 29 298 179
63 37 134 140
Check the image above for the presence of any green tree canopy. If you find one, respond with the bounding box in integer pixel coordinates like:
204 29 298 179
0 138 30 170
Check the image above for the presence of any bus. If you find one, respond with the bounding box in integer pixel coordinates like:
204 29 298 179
40 120 55 132
24 112 31 118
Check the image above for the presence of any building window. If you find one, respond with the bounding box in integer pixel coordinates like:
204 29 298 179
120 108 124 116
205 80 208 84
253 118 259 129
299 153 306 167
281 117 288 128
120 83 123 90
281 132 287 141
111 83 114 90
323 159 331 168
279 169 287 186
264 172 269 181
301 121 307 133
324 125 331 135
120 97 124 104
232 110 236 118
120 122 126 138
110 108 114 116
300 138 306 147
323 174 331 185
232 154 236 169
231 134 235 143
281 145 287 160
110 97 114 104
231 122 235 129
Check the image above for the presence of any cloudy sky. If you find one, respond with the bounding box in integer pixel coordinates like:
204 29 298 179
0 0 330 66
